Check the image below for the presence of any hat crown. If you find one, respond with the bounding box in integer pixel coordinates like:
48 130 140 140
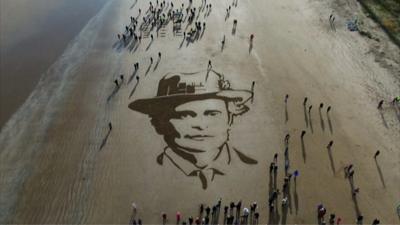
156 70 231 97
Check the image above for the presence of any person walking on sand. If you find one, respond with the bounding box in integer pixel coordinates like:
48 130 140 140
114 79 119 87
274 164 278 174
374 150 380 158
344 164 353 177
224 205 228 215
327 106 331 113
293 170 299 181
131 202 137 214
372 218 380 225
377 100 384 109
352 187 360 196
284 133 290 144
109 122 112 130
254 212 259 225
348 170 355 178
269 162 275 173
327 140 333 149
161 212 167 225
150 57 153 64
176 212 181 223
309 105 313 114
318 204 327 219
189 216 194 225
303 97 308 105
285 94 289 103
301 130 306 138
158 52 162 58
273 153 278 164
208 60 212 69
320 103 324 109
356 215 363 224
206 206 211 216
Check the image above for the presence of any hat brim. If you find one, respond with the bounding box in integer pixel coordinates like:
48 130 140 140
129 90 252 116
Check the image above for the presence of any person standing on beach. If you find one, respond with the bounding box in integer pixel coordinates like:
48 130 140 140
176 212 181 224
301 130 306 138
327 106 331 113
377 100 384 109
189 216 194 225
161 212 167 225
284 134 290 145
269 162 275 174
372 218 380 225
374 150 380 158
327 140 333 149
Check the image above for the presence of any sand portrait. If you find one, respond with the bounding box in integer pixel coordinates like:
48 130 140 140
129 69 257 189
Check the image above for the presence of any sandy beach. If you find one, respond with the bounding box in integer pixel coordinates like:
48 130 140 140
0 0 399 224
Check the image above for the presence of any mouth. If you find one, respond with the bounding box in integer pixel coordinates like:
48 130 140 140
184 134 213 141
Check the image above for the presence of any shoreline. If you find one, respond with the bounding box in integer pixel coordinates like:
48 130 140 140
0 0 107 128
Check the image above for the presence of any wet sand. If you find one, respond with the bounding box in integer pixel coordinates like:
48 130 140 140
0 0 107 128
0 0 399 224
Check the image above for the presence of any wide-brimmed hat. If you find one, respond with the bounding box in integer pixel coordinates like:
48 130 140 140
129 70 253 116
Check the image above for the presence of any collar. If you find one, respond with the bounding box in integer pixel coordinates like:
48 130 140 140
156 143 258 189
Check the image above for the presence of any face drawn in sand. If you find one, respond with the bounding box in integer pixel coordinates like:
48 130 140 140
129 69 257 189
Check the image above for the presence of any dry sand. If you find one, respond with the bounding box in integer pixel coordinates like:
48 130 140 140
0 0 399 224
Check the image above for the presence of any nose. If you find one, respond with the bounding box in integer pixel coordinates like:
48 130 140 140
190 117 207 130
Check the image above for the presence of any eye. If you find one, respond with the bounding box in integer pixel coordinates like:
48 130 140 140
174 111 196 119
205 110 221 116
178 113 190 119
